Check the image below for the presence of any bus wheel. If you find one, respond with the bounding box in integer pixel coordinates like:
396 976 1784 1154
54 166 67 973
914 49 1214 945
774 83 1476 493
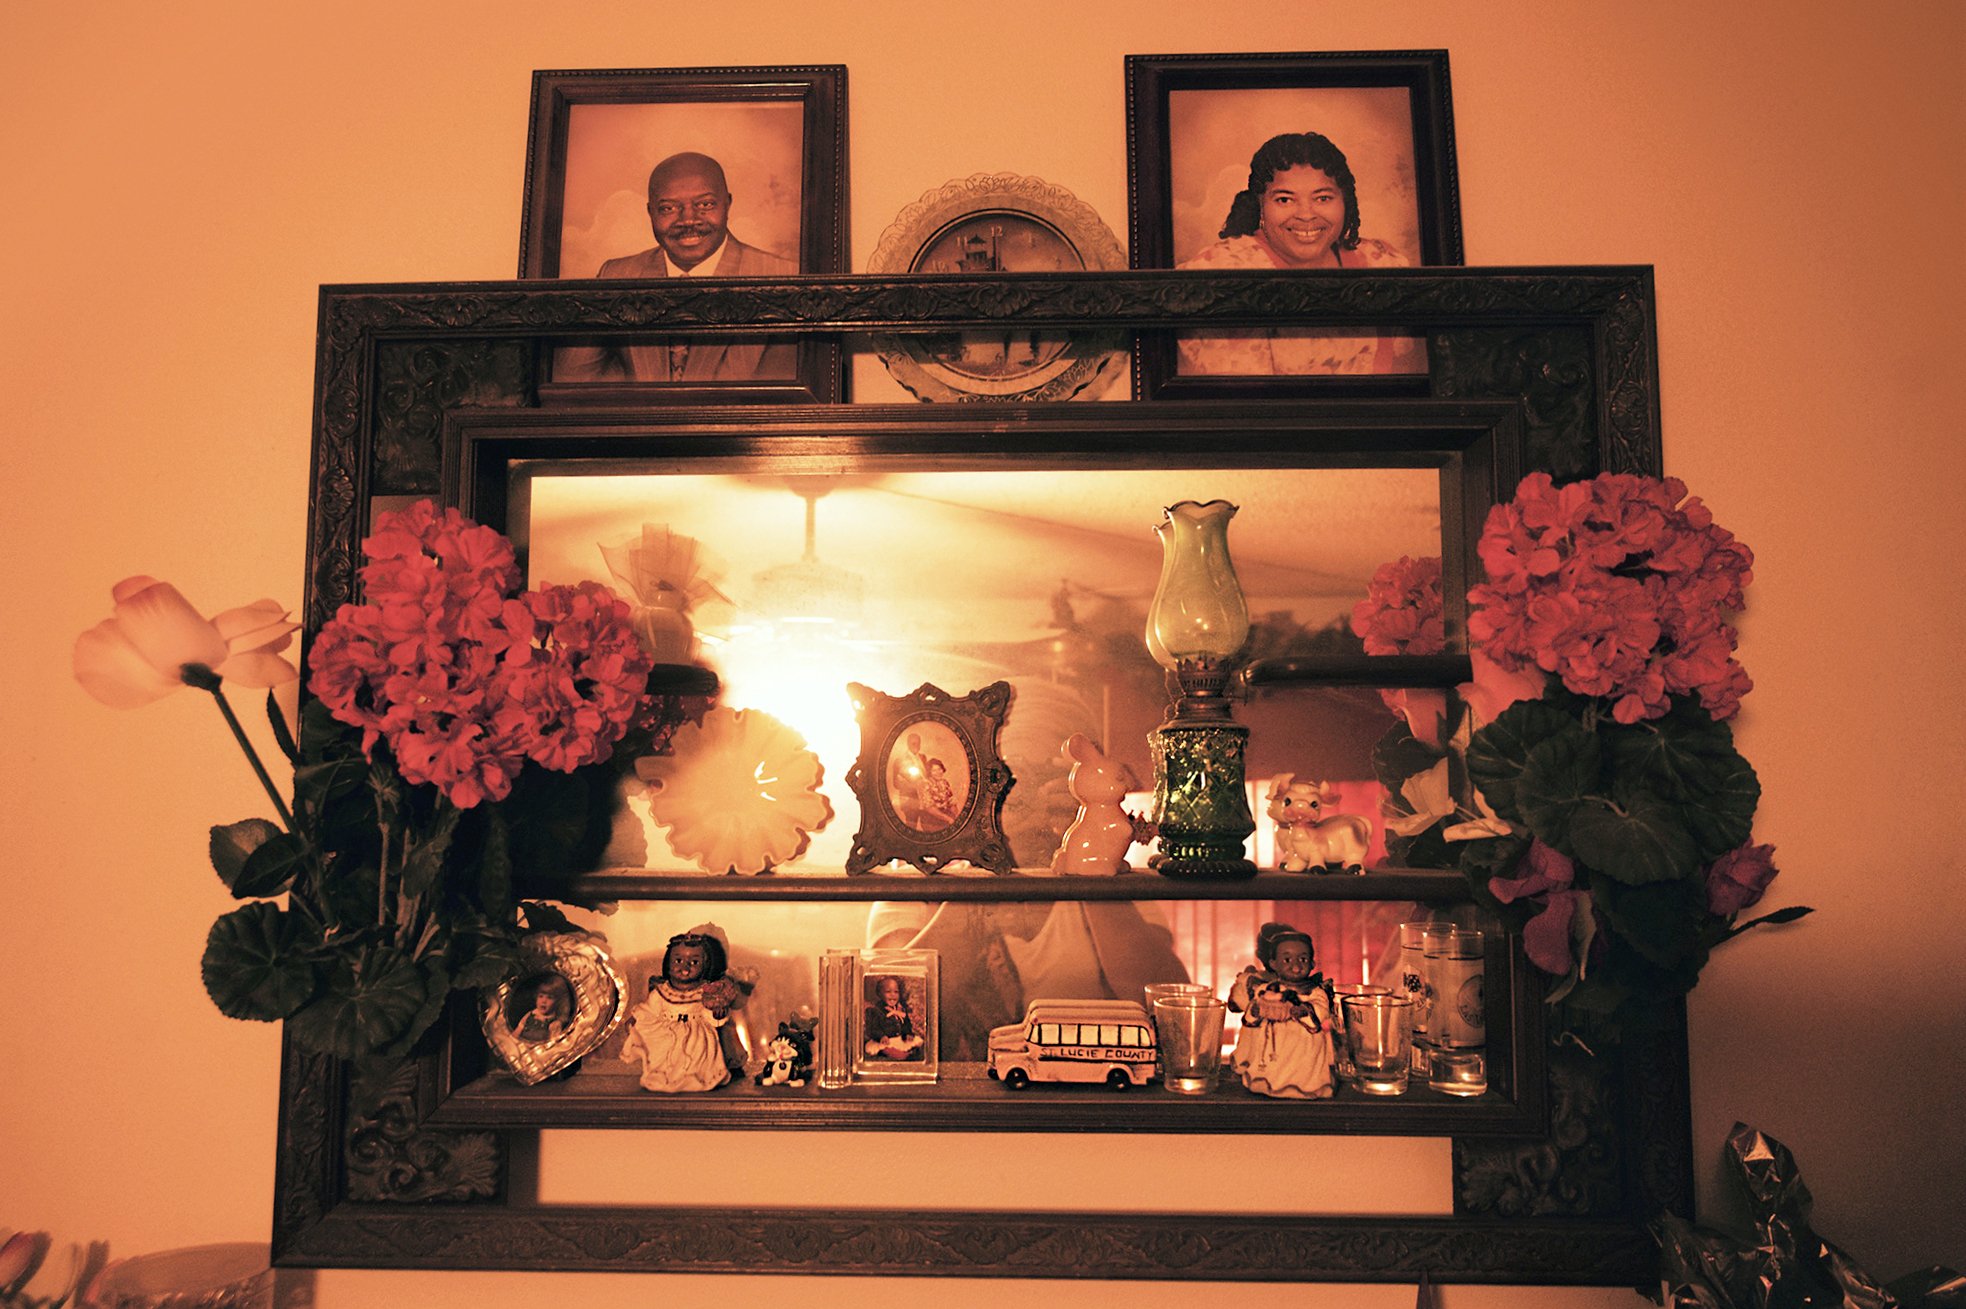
1106 1068 1132 1091
1004 1068 1030 1090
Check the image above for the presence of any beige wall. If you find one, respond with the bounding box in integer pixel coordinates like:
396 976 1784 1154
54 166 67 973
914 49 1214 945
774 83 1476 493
2 1 1960 1305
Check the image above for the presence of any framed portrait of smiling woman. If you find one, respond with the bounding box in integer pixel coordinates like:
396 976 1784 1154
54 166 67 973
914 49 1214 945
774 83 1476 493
518 67 847 403
1126 52 1462 399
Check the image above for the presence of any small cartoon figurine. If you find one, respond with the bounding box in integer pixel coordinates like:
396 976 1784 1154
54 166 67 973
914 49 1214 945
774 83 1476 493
1268 777 1373 873
1051 733 1153 875
1228 922 1336 1099
620 926 748 1093
754 1017 816 1088
863 975 926 1060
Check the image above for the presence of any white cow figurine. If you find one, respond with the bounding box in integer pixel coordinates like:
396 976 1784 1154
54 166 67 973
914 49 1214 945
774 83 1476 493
1267 777 1373 874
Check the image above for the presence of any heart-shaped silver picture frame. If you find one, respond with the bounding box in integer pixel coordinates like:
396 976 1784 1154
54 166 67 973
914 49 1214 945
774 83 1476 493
480 932 628 1086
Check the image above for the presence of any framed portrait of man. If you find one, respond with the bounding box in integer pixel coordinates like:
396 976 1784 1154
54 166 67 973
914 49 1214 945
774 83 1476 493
518 66 847 402
1126 52 1462 398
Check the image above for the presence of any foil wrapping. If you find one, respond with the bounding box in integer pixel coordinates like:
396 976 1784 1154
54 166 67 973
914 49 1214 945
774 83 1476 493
1654 1122 1957 1308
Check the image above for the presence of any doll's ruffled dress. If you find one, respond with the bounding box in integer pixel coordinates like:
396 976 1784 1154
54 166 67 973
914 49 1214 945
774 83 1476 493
1228 967 1336 1099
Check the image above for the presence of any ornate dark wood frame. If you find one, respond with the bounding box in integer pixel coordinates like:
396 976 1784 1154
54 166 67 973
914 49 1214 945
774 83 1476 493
282 266 1685 1284
842 680 1017 875
1125 50 1463 401
517 65 849 405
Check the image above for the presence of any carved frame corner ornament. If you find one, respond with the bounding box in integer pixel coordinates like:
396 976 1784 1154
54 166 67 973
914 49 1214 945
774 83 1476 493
285 266 1682 1283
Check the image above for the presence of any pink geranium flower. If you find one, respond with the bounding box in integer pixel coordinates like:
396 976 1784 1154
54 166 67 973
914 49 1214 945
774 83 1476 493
1351 555 1446 656
1468 473 1755 722
1489 840 1593 976
308 502 653 808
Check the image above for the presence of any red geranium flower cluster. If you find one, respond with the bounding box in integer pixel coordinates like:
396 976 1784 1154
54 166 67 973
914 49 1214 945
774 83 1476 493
309 501 653 808
1468 473 1754 724
1350 555 1446 656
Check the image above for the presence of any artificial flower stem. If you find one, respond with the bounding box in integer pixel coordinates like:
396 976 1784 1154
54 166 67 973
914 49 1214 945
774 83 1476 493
202 680 296 831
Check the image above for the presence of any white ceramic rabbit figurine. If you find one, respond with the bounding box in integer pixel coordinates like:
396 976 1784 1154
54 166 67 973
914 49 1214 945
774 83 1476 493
1050 733 1149 875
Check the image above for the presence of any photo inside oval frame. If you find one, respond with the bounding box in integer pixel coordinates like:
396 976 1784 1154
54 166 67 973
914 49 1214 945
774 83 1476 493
481 933 629 1086
882 716 973 835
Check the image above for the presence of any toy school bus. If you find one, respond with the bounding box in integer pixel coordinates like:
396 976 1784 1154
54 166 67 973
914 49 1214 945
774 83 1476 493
986 999 1159 1090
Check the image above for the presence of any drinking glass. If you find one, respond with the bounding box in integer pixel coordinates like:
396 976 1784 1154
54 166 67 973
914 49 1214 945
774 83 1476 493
1397 920 1434 1074
1330 983 1391 1084
1423 926 1487 1097
1339 993 1413 1095
1152 995 1228 1094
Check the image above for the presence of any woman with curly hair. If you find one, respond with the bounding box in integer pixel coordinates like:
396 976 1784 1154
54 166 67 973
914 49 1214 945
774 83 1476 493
1177 131 1421 376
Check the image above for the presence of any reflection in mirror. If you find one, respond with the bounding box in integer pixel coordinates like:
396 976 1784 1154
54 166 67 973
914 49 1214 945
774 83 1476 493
546 898 1461 1077
518 464 1445 871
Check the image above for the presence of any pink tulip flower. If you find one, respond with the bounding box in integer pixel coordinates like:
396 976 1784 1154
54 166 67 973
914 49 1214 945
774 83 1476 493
0 1229 48 1296
74 577 297 708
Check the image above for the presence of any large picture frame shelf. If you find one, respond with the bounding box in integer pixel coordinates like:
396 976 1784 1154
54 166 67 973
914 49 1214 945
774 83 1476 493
282 266 1683 1285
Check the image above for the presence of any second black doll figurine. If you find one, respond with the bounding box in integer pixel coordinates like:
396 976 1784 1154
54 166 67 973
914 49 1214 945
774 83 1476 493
1227 922 1337 1099
621 926 750 1092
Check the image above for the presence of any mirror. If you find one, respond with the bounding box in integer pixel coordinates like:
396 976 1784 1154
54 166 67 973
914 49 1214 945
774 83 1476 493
516 461 1446 871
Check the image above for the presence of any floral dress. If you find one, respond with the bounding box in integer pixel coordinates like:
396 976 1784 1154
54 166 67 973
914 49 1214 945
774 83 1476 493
1228 966 1336 1099
1175 235 1422 377
621 982 731 1092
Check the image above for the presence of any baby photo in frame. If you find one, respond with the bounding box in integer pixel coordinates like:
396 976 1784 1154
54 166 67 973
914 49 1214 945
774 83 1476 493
851 949 939 1084
1126 51 1462 396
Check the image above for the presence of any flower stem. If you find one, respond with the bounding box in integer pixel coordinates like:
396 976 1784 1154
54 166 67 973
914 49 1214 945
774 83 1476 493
206 685 296 830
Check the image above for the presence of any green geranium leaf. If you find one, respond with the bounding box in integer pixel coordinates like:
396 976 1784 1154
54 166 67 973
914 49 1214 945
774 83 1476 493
1467 700 1588 824
1457 831 1534 902
1517 730 1603 852
519 900 578 935
1592 877 1709 971
1386 821 1454 871
299 697 364 764
1569 789 1701 885
399 803 462 900
502 764 617 883
286 945 430 1061
210 818 282 891
454 936 528 991
1604 701 1761 859
1373 722 1443 793
233 830 310 899
321 862 382 933
371 957 454 1062
293 756 366 817
201 902 322 1021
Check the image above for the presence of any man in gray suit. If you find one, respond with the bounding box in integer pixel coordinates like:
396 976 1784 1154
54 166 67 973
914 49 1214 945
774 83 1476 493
557 151 798 383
